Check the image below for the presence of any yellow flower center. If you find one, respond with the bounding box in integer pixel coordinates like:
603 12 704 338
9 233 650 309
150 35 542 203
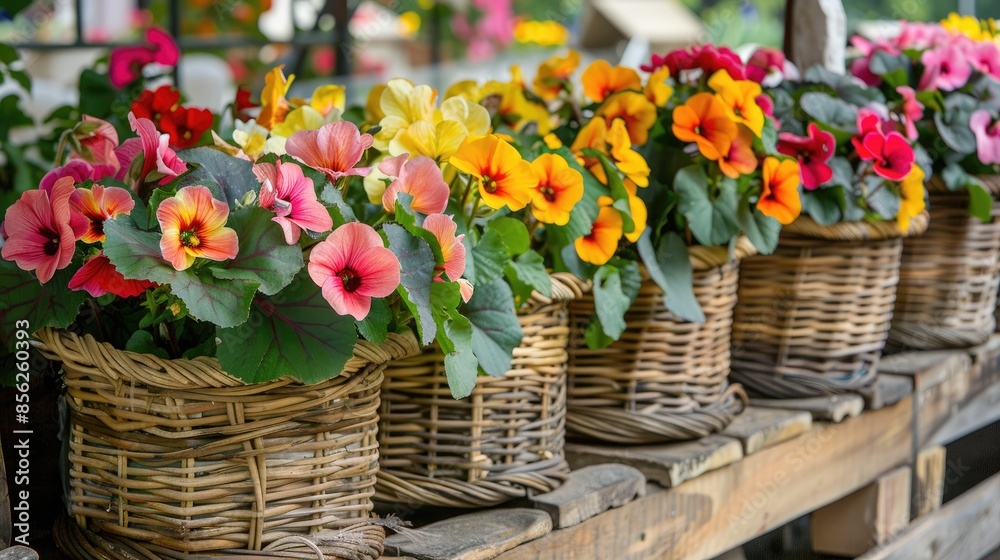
482 176 499 193
180 230 201 248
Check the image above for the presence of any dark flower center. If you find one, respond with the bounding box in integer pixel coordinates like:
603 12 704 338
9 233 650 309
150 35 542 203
482 175 499 193
180 230 201 248
41 228 60 257
340 268 361 292
540 185 557 202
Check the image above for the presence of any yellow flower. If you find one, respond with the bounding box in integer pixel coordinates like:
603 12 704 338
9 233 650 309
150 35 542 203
308 85 346 117
533 50 580 101
445 80 482 101
529 153 584 226
543 133 563 150
707 69 765 137
582 60 642 103
366 83 386 123
232 119 270 158
388 97 490 162
644 67 673 106
575 198 623 265
623 179 647 243
596 91 658 145
450 134 535 211
271 105 325 140
571 118 650 188
483 79 553 135
258 66 294 130
942 12 988 41
399 10 421 37
897 165 926 232
375 78 437 151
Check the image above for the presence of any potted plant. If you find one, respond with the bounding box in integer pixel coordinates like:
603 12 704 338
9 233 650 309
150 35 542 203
731 64 929 398
851 14 1000 349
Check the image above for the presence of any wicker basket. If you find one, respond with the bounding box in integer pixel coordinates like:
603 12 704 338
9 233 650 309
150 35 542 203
565 240 755 444
731 214 930 398
375 273 586 508
35 327 420 560
889 176 1000 350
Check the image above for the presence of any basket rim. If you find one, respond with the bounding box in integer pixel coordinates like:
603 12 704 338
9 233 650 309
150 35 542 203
784 212 929 241
33 326 420 389
928 174 1000 198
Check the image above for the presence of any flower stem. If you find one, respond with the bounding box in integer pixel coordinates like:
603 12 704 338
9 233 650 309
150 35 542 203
87 299 108 342
467 197 482 229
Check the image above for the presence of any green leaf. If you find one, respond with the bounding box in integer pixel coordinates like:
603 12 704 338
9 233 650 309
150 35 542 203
799 92 857 133
591 265 631 340
430 281 478 398
0 261 87 351
319 183 358 224
383 223 437 346
394 193 444 264
505 250 552 302
216 277 358 384
868 51 910 89
584 317 615 349
866 180 900 220
125 331 169 359
0 1 32 18
78 69 117 118
942 163 973 191
802 186 846 226
0 43 18 65
737 201 781 255
968 181 994 223
177 147 260 207
636 231 704 323
10 70 30 91
933 94 977 155
488 217 530 255
675 166 739 246
355 298 390 343
104 218 257 327
211 206 303 295
463 277 522 377
472 228 511 285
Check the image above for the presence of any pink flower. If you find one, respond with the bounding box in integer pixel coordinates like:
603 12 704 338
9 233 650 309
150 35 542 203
965 41 1000 82
919 45 972 91
862 131 915 181
108 27 179 88
307 222 400 320
777 123 835 190
971 110 1000 165
69 253 156 298
422 213 467 284
71 116 120 170
894 22 950 50
156 185 239 271
40 160 117 193
117 113 186 186
849 36 900 87
252 160 334 244
746 47 788 86
1 177 87 283
285 121 373 183
379 155 450 215
70 184 135 243
896 86 924 141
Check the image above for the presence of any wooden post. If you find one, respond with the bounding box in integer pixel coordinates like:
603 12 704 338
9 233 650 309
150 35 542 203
811 466 912 557
914 446 946 519
783 0 847 73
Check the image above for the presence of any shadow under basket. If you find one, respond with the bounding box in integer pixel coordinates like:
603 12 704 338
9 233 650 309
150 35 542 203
731 214 929 399
566 241 755 445
375 273 587 509
889 176 1000 350
35 327 420 560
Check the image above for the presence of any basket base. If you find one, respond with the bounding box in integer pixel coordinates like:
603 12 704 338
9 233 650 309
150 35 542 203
54 513 386 560
887 323 994 351
729 366 876 399
565 386 747 445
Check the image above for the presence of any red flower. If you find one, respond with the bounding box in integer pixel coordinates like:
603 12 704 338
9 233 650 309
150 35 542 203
234 86 258 122
642 44 746 81
777 123 835 190
861 131 914 181
108 27 178 88
160 106 214 149
746 47 786 83
852 108 885 160
131 85 180 122
69 253 156 298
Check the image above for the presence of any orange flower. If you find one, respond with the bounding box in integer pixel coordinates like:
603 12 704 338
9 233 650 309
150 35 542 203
757 157 802 225
582 60 642 103
450 134 535 211
718 125 759 179
672 92 738 161
533 50 581 101
644 67 674 106
707 69 765 137
571 118 650 188
156 185 239 271
529 153 584 226
257 66 294 130
575 198 624 265
623 180 647 243
596 91 657 145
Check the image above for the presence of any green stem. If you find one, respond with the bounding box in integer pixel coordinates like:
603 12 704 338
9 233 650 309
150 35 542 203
53 130 71 167
466 196 482 230
165 320 181 358
87 299 109 342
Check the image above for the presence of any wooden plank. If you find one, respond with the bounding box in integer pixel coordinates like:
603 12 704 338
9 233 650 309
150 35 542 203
880 351 969 446
928 378 1000 446
721 407 812 455
857 470 1000 560
858 374 914 411
961 334 1000 406
528 464 645 529
914 446 946 519
751 393 864 422
497 397 913 560
811 466 912 557
384 509 551 560
565 435 743 488
710 549 746 560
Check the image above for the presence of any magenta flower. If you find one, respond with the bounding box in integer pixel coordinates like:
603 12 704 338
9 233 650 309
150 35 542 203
69 253 156 298
919 45 972 91
894 22 950 50
116 113 186 186
849 36 900 86
1 177 87 283
285 121 374 183
862 131 915 181
777 123 835 190
108 27 179 88
896 86 924 141
40 160 117 193
71 115 120 170
253 160 334 244
307 222 400 320
971 110 1000 165
852 108 885 160
379 154 450 215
